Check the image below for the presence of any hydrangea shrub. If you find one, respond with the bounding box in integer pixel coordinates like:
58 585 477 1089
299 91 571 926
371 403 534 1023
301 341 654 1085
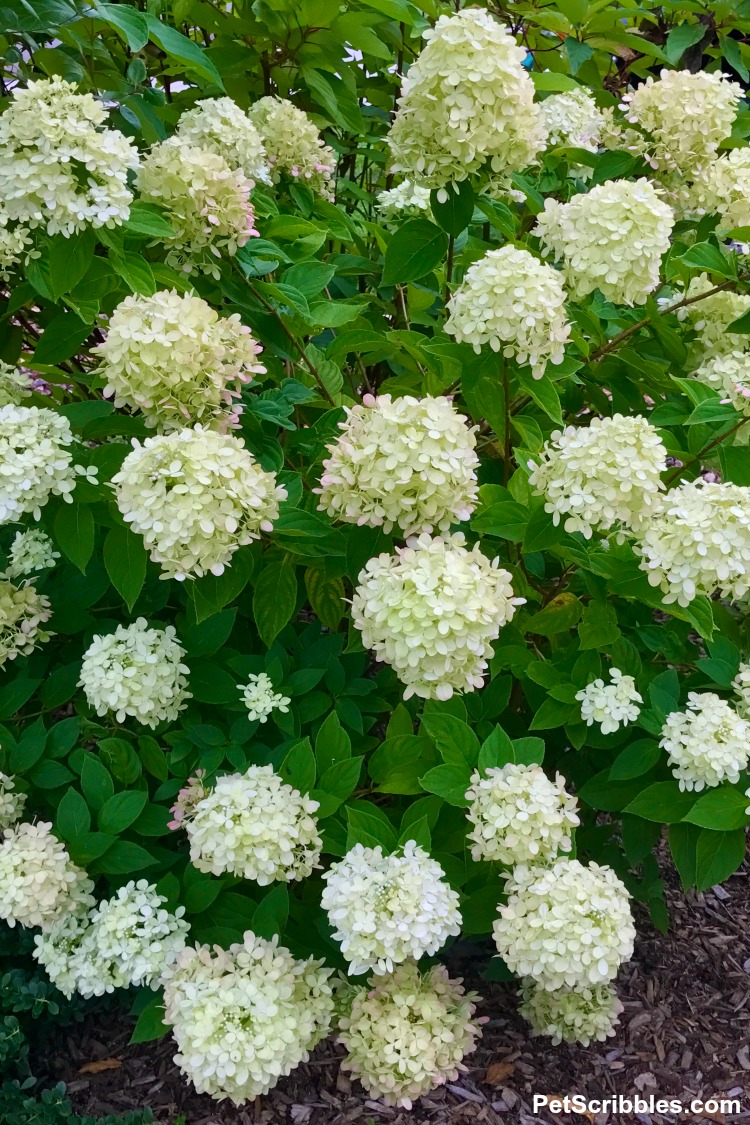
1 0 750 1109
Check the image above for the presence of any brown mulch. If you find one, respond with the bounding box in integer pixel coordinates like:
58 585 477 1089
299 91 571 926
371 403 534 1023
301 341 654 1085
47 859 750 1125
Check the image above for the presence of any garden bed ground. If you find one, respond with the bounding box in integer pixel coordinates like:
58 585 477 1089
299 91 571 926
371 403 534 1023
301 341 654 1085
47 855 750 1125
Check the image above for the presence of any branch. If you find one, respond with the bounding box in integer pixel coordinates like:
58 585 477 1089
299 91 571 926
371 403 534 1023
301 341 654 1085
665 415 750 484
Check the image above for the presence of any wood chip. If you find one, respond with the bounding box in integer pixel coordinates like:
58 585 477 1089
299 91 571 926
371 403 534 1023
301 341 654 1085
78 1058 122 1075
484 1060 516 1085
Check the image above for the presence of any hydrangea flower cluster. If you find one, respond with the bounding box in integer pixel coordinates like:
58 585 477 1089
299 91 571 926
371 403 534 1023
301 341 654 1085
732 662 750 720
3 529 59 579
0 77 139 235
168 770 208 831
79 618 190 728
316 394 479 537
94 289 265 432
0 822 94 930
376 181 431 219
493 859 635 991
445 245 570 378
387 9 546 189
540 89 609 157
0 219 33 280
34 880 189 999
135 142 257 278
535 179 674 306
465 764 579 866
0 361 31 407
351 533 523 700
247 97 335 197
237 673 291 723
186 765 322 884
673 273 750 356
691 148 750 230
693 350 750 417
576 669 643 735
113 427 287 580
321 842 461 975
659 692 750 792
0 773 26 831
528 414 667 538
519 981 623 1046
622 69 742 176
633 479 750 606
0 404 77 523
337 961 483 1109
174 96 270 183
163 933 334 1102
0 579 52 667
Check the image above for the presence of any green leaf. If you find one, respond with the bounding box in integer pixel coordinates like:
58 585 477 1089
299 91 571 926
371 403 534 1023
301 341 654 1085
695 828 746 891
623 782 697 823
677 241 737 279
189 547 256 623
110 252 157 296
319 756 362 801
96 840 158 874
461 885 501 935
381 219 449 286
419 763 471 807
564 36 593 72
189 663 238 705
526 593 581 636
33 313 89 364
517 369 563 425
252 884 289 940
669 821 698 889
531 71 580 92
104 526 148 611
304 568 345 629
122 201 175 239
129 992 168 1045
346 805 399 850
474 197 516 238
54 504 95 573
420 712 479 766
665 22 705 64
578 600 620 649
609 739 661 781
722 36 750 83
279 737 316 794
98 790 148 834
529 697 578 730
683 787 749 831
47 229 97 299
95 1 149 50
430 180 475 236
55 789 91 840
145 16 224 88
315 711 351 776
253 557 297 646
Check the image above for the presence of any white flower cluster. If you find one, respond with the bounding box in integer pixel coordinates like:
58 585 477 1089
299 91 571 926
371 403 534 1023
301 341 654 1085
376 181 431 219
352 533 523 700
0 773 25 831
674 274 750 356
186 765 322 884
94 289 265 432
691 148 750 230
247 97 335 197
493 859 635 991
659 692 750 792
34 879 189 999
634 479 750 606
0 78 138 235
0 219 33 280
576 668 643 735
316 394 479 537
135 141 257 278
79 618 190 728
387 9 545 189
175 96 270 184
693 350 750 417
113 427 286 580
519 981 623 1046
622 69 742 175
0 579 52 667
4 528 59 579
0 404 77 523
529 414 667 538
445 245 570 378
337 961 482 1109
732 662 750 720
535 179 674 306
0 821 93 930
321 842 461 976
0 361 31 407
465 764 579 867
163 933 334 1102
237 672 291 723
540 89 609 158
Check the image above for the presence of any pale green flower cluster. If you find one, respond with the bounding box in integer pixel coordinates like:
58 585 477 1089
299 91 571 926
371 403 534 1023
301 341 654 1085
622 69 742 176
34 879 188 999
0 361 31 407
94 289 265 432
316 394 479 537
732 662 750 720
186 765 322 884
540 89 610 159
247 97 335 197
0 822 94 930
0 579 52 668
691 148 750 230
673 273 750 356
351 532 523 701
337 961 482 1109
78 618 191 728
175 96 271 184
633 479 750 606
659 691 750 792
0 404 77 523
4 528 59 579
493 859 635 991
376 180 431 219
576 668 643 735
0 219 33 280
112 427 286 580
693 350 750 417
535 179 674 306
529 414 667 538
519 981 623 1046
0 77 139 236
135 141 257 279
237 673 291 723
163 933 334 1103
445 245 570 378
465 764 579 867
387 9 545 189
0 772 26 831
321 842 461 976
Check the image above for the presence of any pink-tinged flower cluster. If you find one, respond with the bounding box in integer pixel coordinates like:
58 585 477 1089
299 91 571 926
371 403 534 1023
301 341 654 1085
168 770 209 831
